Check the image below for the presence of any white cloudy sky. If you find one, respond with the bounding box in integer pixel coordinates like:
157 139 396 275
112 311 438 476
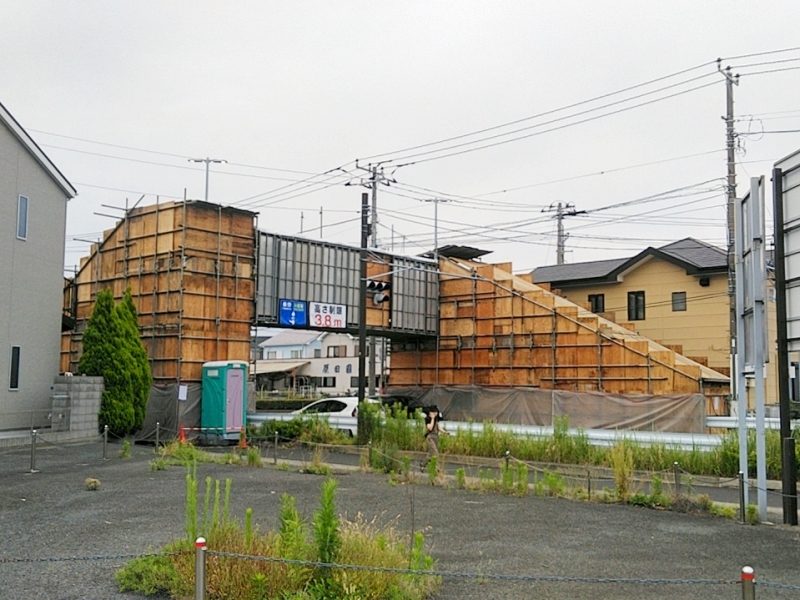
2 1 800 274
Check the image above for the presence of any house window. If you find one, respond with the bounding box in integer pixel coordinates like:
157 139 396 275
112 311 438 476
627 291 645 321
672 292 687 312
266 351 277 359
320 377 336 388
9 346 20 390
290 350 301 359
327 346 347 358
314 349 321 358
588 294 605 313
17 195 28 240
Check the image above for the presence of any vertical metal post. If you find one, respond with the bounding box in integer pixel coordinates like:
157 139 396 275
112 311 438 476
103 425 109 460
155 421 160 452
782 437 798 525
673 462 680 496
741 566 755 600
357 192 369 406
587 470 591 497
29 429 38 473
772 167 799 526
273 431 278 465
504 450 510 471
195 537 207 600
368 440 373 466
738 471 746 524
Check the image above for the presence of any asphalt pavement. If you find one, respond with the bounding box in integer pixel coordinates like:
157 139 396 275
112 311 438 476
1 439 799 600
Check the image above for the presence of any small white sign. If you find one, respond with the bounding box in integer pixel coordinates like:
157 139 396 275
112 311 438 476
178 384 188 401
309 302 347 328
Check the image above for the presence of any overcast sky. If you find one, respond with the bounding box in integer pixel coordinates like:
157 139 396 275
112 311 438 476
2 1 800 274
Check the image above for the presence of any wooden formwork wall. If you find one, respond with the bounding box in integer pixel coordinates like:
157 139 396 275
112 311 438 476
390 260 720 395
61 200 256 382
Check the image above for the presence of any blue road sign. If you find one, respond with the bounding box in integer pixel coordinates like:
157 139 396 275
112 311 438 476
279 299 308 327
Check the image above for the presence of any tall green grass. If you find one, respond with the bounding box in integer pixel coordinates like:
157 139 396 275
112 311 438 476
376 409 799 479
117 469 439 600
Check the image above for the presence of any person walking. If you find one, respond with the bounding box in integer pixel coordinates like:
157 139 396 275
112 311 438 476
423 406 448 471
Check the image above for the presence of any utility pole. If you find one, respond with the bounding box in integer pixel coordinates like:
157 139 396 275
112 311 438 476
188 157 226 202
542 202 585 265
368 165 380 397
719 60 741 475
357 192 369 406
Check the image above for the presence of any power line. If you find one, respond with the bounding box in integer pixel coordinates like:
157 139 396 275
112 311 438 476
720 46 800 61
360 59 716 162
384 79 721 167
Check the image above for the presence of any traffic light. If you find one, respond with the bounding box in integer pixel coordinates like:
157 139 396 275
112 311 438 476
367 280 391 304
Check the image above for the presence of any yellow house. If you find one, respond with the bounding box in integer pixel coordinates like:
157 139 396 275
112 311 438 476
532 238 778 410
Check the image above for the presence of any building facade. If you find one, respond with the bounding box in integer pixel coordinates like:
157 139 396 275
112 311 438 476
254 330 384 395
0 101 76 430
532 238 777 407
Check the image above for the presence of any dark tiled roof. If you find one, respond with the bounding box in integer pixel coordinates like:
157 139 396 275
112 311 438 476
531 238 726 286
657 238 726 270
533 258 628 284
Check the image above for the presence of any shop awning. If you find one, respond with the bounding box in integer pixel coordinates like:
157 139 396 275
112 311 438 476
250 360 309 376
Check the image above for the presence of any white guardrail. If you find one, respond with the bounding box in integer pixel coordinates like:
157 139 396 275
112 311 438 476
247 413 800 452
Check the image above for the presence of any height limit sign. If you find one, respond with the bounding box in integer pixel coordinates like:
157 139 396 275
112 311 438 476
309 302 347 329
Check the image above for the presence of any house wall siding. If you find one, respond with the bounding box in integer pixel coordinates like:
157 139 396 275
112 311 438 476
0 119 68 430
557 257 778 405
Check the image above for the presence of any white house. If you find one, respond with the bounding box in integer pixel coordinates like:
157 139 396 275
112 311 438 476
0 100 76 431
252 330 385 395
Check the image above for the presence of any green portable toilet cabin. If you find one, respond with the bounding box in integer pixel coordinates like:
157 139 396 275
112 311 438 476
201 360 248 444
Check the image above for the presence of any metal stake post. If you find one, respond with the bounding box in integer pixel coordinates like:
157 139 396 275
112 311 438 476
741 566 755 600
587 470 592 498
29 429 38 473
673 462 680 496
273 431 278 465
155 421 160 452
103 425 109 460
195 537 207 600
738 472 746 524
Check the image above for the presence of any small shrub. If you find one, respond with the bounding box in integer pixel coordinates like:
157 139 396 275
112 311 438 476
746 503 759 525
246 447 263 468
85 477 101 491
456 467 466 489
709 503 738 519
119 440 131 459
150 457 169 471
609 441 634 501
515 462 529 496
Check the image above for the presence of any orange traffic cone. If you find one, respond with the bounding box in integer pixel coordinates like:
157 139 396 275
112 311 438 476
179 426 186 444
238 429 248 450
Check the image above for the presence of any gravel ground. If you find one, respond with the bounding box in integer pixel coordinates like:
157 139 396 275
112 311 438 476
1 440 800 600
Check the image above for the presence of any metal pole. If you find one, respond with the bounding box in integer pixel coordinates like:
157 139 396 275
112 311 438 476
782 437 798 525
29 429 38 473
155 421 160 452
772 166 799 525
673 462 680 496
738 471 746 524
357 192 369 406
740 566 755 600
273 431 278 465
587 470 591 497
195 537 207 600
103 425 109 460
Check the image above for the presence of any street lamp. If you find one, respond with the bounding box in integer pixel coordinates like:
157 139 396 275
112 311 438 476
423 198 453 264
188 157 226 202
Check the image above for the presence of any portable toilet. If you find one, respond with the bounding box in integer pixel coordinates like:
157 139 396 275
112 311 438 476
201 360 248 444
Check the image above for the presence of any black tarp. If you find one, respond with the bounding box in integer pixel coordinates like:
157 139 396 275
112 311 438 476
136 382 202 443
384 386 705 433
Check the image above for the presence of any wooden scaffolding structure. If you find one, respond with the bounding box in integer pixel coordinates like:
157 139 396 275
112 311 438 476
61 200 256 382
390 258 729 397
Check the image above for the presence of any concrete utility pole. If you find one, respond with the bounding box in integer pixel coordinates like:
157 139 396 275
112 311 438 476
368 165 379 397
543 202 585 265
719 59 740 398
357 192 369 405
188 157 226 202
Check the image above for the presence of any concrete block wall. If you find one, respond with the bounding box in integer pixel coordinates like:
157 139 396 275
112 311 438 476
51 375 103 437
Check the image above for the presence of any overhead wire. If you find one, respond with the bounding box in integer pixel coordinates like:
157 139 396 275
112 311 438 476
360 59 717 162
384 78 722 167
